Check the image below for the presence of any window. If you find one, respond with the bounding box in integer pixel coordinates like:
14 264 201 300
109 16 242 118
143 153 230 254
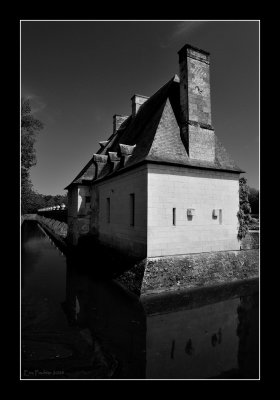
130 194 135 226
173 208 176 226
219 209 223 225
85 196 91 203
106 198 110 223
187 208 195 221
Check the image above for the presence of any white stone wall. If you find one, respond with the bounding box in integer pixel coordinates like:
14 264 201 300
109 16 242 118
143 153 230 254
147 164 240 257
93 165 148 257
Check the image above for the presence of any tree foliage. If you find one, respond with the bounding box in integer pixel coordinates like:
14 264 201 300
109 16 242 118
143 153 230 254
21 97 68 214
21 97 44 213
24 192 68 214
237 177 252 240
248 187 259 215
21 98 43 173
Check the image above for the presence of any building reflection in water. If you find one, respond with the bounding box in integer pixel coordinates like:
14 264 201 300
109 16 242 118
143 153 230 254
236 293 259 378
62 256 259 379
62 257 147 379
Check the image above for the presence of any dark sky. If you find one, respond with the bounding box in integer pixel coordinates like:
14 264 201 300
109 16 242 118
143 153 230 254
21 21 259 195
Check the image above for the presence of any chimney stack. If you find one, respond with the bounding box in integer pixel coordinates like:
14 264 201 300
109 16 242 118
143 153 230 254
178 44 215 162
113 114 129 134
131 94 149 116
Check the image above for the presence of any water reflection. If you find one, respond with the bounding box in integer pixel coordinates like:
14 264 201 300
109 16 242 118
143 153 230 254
21 221 259 379
21 221 70 342
146 297 241 378
143 281 258 379
236 293 259 378
21 221 43 289
62 258 147 378
63 257 259 379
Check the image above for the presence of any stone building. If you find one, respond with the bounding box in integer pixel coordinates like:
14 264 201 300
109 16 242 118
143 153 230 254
65 44 243 258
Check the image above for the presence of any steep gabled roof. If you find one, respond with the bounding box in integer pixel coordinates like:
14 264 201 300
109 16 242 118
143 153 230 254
65 75 243 189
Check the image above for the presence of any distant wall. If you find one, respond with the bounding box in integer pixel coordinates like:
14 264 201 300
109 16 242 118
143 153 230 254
37 209 68 223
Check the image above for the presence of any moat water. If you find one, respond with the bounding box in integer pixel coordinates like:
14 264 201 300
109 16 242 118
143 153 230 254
21 220 259 379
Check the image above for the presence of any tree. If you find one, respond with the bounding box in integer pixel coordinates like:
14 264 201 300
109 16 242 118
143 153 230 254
21 175 35 214
21 99 68 214
237 177 251 240
21 191 68 214
21 98 44 214
21 98 43 171
248 187 259 215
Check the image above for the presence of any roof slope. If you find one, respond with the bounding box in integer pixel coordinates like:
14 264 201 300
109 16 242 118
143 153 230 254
65 76 243 189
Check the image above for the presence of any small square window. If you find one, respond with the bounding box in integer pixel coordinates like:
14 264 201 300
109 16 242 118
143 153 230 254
85 196 91 203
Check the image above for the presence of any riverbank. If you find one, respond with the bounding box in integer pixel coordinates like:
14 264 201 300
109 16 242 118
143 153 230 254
37 217 68 254
141 276 259 315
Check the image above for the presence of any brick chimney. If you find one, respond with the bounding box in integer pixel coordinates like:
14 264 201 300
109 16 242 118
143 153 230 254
113 114 129 134
131 94 149 116
178 44 215 162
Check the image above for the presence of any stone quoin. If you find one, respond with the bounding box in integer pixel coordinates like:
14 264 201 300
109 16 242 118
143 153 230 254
65 43 244 258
